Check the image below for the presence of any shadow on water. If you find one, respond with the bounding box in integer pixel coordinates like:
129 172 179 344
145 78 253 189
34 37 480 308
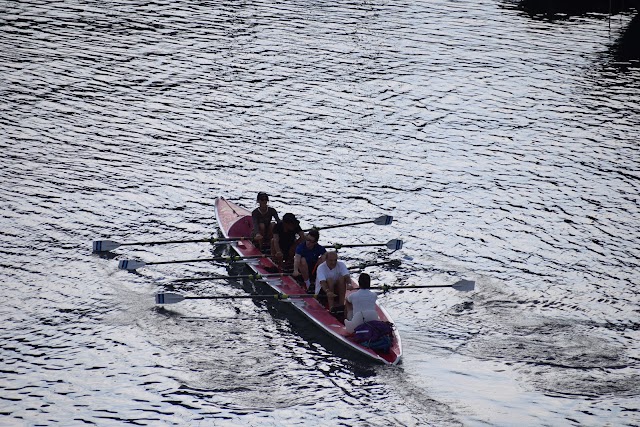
508 0 640 66
518 0 640 16
612 13 640 66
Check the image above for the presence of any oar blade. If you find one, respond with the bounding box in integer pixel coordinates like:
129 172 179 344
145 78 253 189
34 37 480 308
452 279 475 292
118 259 146 270
155 293 186 304
386 239 403 250
92 240 120 252
373 215 393 226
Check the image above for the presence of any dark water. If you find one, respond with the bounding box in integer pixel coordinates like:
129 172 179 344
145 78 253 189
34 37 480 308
1 0 639 425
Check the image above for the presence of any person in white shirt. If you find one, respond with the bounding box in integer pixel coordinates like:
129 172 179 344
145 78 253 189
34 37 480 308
345 273 380 333
314 251 350 310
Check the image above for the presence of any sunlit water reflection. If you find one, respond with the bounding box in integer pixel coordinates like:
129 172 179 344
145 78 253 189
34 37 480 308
1 0 639 425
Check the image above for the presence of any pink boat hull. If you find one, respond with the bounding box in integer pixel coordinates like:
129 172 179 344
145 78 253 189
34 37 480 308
214 197 402 365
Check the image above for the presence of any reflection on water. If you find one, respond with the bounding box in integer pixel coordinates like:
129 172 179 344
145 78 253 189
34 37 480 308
1 0 639 425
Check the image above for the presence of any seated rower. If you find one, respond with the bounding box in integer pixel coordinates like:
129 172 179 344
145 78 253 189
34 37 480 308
251 192 280 250
314 251 350 311
345 273 380 333
271 212 305 269
293 229 327 292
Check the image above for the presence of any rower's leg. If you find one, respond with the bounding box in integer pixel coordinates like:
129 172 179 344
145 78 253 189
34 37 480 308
299 258 310 281
271 238 283 265
299 258 311 291
336 276 347 307
253 223 266 247
326 278 336 308
345 298 353 320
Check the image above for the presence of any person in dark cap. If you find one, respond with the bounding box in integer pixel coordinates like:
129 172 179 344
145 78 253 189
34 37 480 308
271 212 305 269
251 192 280 250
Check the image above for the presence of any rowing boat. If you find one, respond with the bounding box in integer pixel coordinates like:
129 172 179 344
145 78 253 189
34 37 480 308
214 197 403 365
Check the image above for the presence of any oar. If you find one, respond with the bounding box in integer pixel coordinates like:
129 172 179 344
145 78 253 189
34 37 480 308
155 292 312 304
372 279 476 293
348 259 401 270
305 215 393 232
92 236 249 252
118 254 267 270
333 239 403 250
172 272 292 283
167 260 401 282
170 261 400 282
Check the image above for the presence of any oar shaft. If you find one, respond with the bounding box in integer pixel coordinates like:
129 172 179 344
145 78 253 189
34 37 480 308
336 243 382 248
373 280 474 292
184 294 312 300
310 219 371 231
348 260 400 270
155 292 314 304
174 273 291 283
148 255 265 266
120 236 246 246
372 285 451 290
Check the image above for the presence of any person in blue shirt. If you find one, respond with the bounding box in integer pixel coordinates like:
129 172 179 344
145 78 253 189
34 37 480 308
292 228 326 291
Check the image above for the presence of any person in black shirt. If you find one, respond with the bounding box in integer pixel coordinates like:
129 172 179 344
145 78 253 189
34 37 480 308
251 192 279 249
271 212 304 269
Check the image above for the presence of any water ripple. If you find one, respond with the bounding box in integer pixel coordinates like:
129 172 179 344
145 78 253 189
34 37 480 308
2 0 639 425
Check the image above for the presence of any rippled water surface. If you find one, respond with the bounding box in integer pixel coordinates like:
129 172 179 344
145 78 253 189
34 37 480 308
1 0 639 425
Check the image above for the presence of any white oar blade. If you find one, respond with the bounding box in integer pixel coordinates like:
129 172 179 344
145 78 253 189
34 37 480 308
155 293 185 304
93 240 120 252
118 260 146 270
452 279 475 292
386 239 403 250
373 215 393 226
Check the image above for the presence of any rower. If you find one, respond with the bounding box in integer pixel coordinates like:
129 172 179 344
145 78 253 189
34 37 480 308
314 251 350 312
292 228 327 292
271 212 305 269
251 192 280 251
344 273 380 333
